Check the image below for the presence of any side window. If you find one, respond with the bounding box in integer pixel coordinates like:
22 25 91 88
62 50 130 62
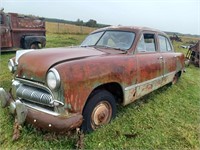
158 35 172 52
166 38 172 51
136 33 156 52
136 35 146 51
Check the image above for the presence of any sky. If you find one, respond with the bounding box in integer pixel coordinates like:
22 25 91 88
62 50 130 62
0 0 199 35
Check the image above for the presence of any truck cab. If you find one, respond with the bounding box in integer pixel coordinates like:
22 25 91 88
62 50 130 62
0 10 46 51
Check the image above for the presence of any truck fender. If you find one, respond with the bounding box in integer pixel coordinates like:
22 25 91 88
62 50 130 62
21 36 46 49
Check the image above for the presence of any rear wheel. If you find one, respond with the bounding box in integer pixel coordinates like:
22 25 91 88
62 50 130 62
172 72 181 84
81 90 116 133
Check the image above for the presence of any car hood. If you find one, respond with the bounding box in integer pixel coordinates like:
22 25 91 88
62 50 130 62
16 47 106 82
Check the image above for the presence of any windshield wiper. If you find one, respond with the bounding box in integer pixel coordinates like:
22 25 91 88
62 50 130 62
80 45 95 47
94 45 127 52
81 45 127 53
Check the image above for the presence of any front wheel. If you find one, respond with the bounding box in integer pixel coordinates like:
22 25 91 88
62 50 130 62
30 43 40 49
81 90 116 133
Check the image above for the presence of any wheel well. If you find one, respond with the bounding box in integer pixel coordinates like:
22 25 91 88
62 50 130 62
21 36 46 49
87 82 124 104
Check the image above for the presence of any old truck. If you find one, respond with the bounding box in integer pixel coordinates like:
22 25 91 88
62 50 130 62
0 26 185 133
0 10 46 51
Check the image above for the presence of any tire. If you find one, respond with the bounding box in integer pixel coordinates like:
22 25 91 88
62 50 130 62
172 72 180 85
81 90 116 133
30 43 39 49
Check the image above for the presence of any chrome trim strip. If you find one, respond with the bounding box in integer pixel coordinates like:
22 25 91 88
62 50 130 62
50 99 64 106
163 71 175 78
40 94 44 101
125 71 176 91
15 78 54 99
8 59 16 73
24 102 60 116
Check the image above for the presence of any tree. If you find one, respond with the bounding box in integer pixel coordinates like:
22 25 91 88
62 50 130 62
76 18 84 26
85 19 97 27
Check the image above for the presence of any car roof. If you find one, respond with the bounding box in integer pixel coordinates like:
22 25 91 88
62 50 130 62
91 25 167 36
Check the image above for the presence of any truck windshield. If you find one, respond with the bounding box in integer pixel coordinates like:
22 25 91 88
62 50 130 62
81 31 135 51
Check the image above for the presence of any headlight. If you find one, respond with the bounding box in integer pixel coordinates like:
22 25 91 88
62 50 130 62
46 68 60 91
8 59 16 73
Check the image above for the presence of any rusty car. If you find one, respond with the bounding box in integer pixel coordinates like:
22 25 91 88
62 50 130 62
0 10 46 52
0 26 185 133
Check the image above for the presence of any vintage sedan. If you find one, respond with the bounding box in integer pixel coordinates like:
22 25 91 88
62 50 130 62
0 26 185 133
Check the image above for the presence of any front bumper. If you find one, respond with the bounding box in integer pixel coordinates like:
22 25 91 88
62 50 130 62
0 88 83 132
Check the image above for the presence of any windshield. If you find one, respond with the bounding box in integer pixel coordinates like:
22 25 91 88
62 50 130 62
81 30 135 51
81 31 104 47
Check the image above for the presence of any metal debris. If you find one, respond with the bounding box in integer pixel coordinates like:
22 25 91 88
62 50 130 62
185 40 200 67
170 33 182 42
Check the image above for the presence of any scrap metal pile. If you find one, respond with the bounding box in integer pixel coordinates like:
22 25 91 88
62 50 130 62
185 40 200 67
170 33 182 42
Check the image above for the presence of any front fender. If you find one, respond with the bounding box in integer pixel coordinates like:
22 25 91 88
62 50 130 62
54 55 137 113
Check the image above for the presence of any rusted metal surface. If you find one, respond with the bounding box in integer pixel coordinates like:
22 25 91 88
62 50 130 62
1 26 185 132
170 33 182 42
26 108 83 132
0 10 45 51
185 40 200 67
15 47 106 82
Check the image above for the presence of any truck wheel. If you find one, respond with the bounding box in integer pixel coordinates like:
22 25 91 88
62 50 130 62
81 90 116 133
30 43 39 49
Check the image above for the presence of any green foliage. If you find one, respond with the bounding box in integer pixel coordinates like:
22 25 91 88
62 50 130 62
45 17 109 28
76 19 84 26
85 19 97 27
0 34 199 149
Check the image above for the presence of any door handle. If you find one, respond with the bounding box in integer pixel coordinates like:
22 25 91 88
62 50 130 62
174 56 177 58
158 56 163 60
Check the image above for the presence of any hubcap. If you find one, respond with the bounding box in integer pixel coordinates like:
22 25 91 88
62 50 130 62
91 101 112 130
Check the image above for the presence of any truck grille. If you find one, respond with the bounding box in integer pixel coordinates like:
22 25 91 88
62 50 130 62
16 84 53 107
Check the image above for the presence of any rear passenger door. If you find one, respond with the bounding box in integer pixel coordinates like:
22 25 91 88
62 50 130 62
158 35 176 81
135 32 163 98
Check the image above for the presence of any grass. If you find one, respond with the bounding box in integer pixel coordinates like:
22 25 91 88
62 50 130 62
84 66 200 149
46 33 87 48
46 22 96 34
0 34 200 149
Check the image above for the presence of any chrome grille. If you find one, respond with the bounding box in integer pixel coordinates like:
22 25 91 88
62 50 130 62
16 84 53 107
